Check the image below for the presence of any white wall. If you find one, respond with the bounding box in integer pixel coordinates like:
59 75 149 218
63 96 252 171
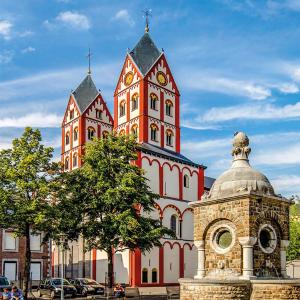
114 250 129 284
163 243 180 283
141 247 159 283
181 210 194 240
184 245 197 278
142 158 160 194
163 164 179 198
96 250 108 284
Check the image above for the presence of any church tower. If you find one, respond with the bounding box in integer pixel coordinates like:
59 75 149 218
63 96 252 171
114 27 180 152
61 73 113 171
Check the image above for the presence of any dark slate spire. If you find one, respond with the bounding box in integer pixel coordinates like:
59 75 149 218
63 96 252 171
72 74 99 113
129 32 161 75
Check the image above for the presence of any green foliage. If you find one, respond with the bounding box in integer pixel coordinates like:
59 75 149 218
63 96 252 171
54 133 174 287
0 127 61 297
287 202 300 261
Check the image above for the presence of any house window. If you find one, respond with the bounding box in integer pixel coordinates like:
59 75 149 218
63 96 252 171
165 100 173 117
184 174 189 188
131 93 139 111
152 268 158 283
166 130 173 146
73 153 78 167
30 233 42 252
3 261 17 281
142 268 148 283
150 93 158 110
30 262 41 281
73 127 78 141
170 215 177 234
65 157 69 170
65 132 70 145
131 125 138 137
88 127 95 140
70 110 74 120
150 124 158 141
119 100 126 117
102 131 109 139
4 231 17 251
96 109 102 120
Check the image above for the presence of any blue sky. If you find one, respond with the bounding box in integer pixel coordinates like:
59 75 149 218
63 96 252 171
1 0 300 196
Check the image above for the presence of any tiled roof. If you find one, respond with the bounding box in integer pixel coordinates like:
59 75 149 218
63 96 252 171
204 176 215 190
129 32 161 75
72 74 99 113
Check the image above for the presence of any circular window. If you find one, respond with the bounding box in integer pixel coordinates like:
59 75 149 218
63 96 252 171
217 230 232 249
258 224 277 254
211 224 235 254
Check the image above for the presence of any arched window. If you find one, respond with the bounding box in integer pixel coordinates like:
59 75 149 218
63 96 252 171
150 93 158 110
102 131 109 139
131 93 139 111
170 215 177 234
73 153 77 167
142 268 148 283
131 124 138 137
64 157 69 170
150 124 158 141
96 109 102 120
165 100 173 117
73 127 78 141
88 127 95 140
65 132 70 145
119 100 126 117
119 129 125 136
166 129 174 146
152 268 158 283
183 174 189 188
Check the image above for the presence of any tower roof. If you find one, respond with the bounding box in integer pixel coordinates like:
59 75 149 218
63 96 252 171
129 32 161 75
72 74 99 113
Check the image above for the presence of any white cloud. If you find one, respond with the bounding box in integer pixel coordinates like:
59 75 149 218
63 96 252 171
112 9 135 27
0 50 13 64
21 47 36 54
0 113 62 128
19 30 34 38
271 175 300 196
276 82 299 94
0 20 12 40
180 72 271 100
197 102 300 123
44 11 91 30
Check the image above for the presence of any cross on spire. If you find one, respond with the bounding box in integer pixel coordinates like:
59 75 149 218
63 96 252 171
87 48 92 75
143 9 152 33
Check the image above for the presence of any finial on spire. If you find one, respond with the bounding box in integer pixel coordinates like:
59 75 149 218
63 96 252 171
231 132 251 161
87 48 92 75
142 9 152 32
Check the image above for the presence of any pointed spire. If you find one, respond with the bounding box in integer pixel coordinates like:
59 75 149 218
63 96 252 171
87 48 92 75
143 9 152 33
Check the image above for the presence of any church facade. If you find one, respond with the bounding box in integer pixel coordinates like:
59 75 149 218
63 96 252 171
52 29 206 287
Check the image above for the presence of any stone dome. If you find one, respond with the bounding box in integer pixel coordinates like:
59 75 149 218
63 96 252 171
204 132 275 200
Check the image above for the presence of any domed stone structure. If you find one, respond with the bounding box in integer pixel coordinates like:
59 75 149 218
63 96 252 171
179 132 300 300
205 132 274 200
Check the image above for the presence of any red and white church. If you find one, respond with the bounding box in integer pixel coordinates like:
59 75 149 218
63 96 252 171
52 27 210 286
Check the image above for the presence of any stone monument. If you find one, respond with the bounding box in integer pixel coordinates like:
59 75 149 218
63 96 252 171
179 132 300 299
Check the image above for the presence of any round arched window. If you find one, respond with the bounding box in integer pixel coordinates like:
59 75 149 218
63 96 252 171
258 224 277 254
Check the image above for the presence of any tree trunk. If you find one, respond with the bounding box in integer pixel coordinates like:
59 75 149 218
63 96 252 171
107 248 114 290
23 224 31 300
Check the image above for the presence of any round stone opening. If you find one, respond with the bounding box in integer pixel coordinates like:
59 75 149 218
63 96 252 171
217 230 232 249
211 224 235 254
258 224 277 254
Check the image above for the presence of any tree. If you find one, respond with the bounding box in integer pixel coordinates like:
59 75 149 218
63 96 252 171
0 127 61 300
56 134 174 291
287 202 300 261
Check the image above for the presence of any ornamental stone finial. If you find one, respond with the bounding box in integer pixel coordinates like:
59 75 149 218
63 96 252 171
231 132 251 161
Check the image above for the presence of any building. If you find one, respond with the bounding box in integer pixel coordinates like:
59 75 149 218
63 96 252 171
180 132 300 300
0 230 49 285
53 26 208 286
